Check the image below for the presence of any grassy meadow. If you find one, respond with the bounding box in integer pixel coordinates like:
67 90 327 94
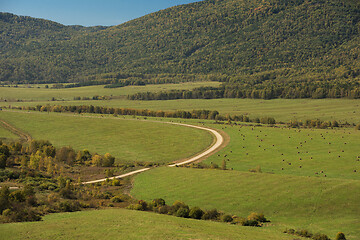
132 167 360 239
204 124 360 180
0 81 221 101
0 209 298 240
0 124 17 141
0 110 213 164
1 81 360 239
4 98 360 124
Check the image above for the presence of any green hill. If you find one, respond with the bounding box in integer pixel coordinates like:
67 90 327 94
0 209 297 240
1 0 360 95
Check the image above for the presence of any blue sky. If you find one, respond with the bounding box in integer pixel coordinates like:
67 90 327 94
0 0 201 26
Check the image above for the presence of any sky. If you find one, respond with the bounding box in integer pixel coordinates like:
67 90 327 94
0 0 201 26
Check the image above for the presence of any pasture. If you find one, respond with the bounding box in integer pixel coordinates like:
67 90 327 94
132 167 360 239
0 81 221 101
0 208 297 240
0 110 213 164
204 124 360 180
0 124 17 141
4 98 360 124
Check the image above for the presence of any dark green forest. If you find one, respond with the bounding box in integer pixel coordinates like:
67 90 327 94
1 0 360 99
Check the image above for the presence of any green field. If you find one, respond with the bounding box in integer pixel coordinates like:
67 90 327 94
132 167 360 239
0 124 17 141
0 208 299 240
0 81 221 101
0 111 212 164
204 124 360 180
4 98 360 124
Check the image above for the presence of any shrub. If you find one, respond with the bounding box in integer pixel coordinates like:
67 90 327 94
152 198 166 207
111 179 121 186
172 200 188 212
189 207 204 219
138 200 148 211
202 209 219 220
126 204 144 211
156 205 171 214
247 212 267 223
57 201 81 212
335 232 346 240
176 207 190 218
110 196 123 203
312 233 331 240
295 229 313 238
241 219 260 227
221 214 233 223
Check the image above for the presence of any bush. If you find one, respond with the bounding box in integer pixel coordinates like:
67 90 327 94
152 198 165 207
110 196 123 203
176 207 190 218
295 229 313 238
221 214 233 223
312 233 331 240
56 201 81 212
138 200 148 211
241 219 260 227
202 209 219 220
172 200 188 212
126 204 144 211
247 212 267 223
335 232 346 240
189 207 204 219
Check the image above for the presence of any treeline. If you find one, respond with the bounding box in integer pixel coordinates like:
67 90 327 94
9 105 351 128
129 82 360 100
11 105 276 124
127 198 268 227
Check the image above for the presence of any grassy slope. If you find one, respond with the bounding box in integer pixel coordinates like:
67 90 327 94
0 82 221 101
0 209 297 240
0 124 17 141
0 111 212 164
5 98 360 124
132 167 360 239
204 124 360 180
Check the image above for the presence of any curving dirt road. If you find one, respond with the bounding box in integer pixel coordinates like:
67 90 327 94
0 110 225 184
82 121 225 184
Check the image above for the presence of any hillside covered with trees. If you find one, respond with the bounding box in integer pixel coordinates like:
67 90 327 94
1 0 360 98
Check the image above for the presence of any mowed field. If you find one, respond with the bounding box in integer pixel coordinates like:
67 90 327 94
0 81 221 101
0 110 213 164
0 209 297 240
132 167 360 239
204 124 360 180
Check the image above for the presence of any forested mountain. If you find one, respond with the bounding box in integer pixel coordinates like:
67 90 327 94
1 0 360 98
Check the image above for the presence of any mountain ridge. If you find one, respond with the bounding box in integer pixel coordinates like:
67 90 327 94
1 0 360 90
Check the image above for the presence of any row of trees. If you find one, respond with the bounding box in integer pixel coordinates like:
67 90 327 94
11 105 277 124
127 198 268 227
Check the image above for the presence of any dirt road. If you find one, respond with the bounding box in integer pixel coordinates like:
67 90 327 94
82 121 225 184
